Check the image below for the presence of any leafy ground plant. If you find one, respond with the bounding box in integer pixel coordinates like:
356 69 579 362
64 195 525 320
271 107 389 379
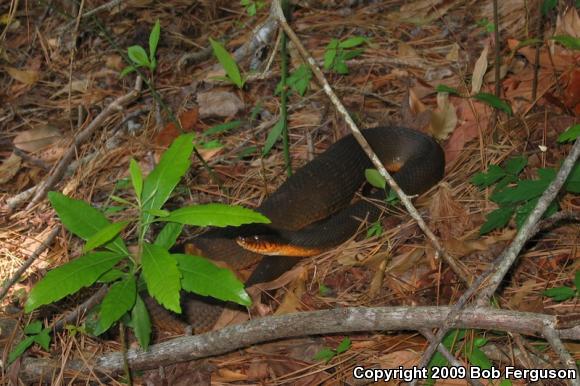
209 38 245 88
314 337 351 363
15 134 270 361
471 124 580 234
543 271 580 301
121 19 160 78
323 36 369 74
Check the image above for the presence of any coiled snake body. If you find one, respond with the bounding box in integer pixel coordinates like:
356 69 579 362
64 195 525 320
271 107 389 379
149 126 445 332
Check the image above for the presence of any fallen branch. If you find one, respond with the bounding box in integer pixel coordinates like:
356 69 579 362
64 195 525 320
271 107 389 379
14 307 580 382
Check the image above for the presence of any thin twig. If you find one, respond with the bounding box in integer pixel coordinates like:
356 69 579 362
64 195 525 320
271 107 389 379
0 227 60 300
542 321 580 386
270 0 470 284
52 285 108 332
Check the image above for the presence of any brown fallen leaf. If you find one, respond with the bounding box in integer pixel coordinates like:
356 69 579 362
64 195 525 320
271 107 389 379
0 152 22 184
471 40 490 95
4 66 40 85
13 125 62 153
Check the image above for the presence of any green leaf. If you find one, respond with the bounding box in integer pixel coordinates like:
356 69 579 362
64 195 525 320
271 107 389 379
541 0 557 15
33 328 51 350
435 84 460 95
8 335 36 364
504 156 528 175
141 133 194 229
338 36 367 49
491 168 555 204
131 295 151 349
83 221 130 253
141 243 181 313
471 165 506 187
209 38 244 88
499 379 513 386
467 345 492 369
333 59 349 74
473 92 513 115
543 286 576 301
335 337 351 354
575 271 580 294
515 199 558 229
95 276 137 335
277 65 312 96
203 120 242 137
144 209 170 217
161 203 270 227
149 19 161 64
128 45 150 67
130 159 143 201
237 146 257 158
365 169 386 189
110 195 133 206
342 48 364 61
154 222 183 250
97 269 124 283
551 35 580 50
427 330 466 384
319 284 332 296
558 124 580 143
175 254 251 306
25 251 124 312
48 192 128 256
262 119 285 156
480 206 515 235
119 66 136 78
24 320 42 334
564 162 580 193
314 347 336 363
366 221 383 238
323 39 339 70
200 139 223 149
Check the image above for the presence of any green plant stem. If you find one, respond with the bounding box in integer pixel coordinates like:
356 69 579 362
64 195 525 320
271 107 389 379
279 27 292 176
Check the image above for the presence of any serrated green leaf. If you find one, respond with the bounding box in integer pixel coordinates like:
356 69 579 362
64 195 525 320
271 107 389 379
154 222 183 250
48 192 128 256
141 243 181 313
471 165 506 187
551 35 580 50
504 156 528 175
435 84 460 95
203 120 242 137
161 203 270 227
130 159 143 201
543 286 576 301
141 133 194 230
262 119 285 156
480 206 515 235
149 19 161 64
336 337 351 354
95 276 137 335
132 294 151 349
209 38 244 88
128 45 150 67
175 254 251 306
558 124 580 143
473 92 513 115
8 335 36 364
34 328 51 350
25 252 124 312
24 320 43 334
83 221 130 253
314 347 336 363
365 168 386 189
491 169 555 204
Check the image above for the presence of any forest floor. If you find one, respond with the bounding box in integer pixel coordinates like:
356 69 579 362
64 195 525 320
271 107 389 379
0 0 579 384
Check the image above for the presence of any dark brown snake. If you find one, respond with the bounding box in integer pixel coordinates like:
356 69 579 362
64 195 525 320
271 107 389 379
147 126 445 333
